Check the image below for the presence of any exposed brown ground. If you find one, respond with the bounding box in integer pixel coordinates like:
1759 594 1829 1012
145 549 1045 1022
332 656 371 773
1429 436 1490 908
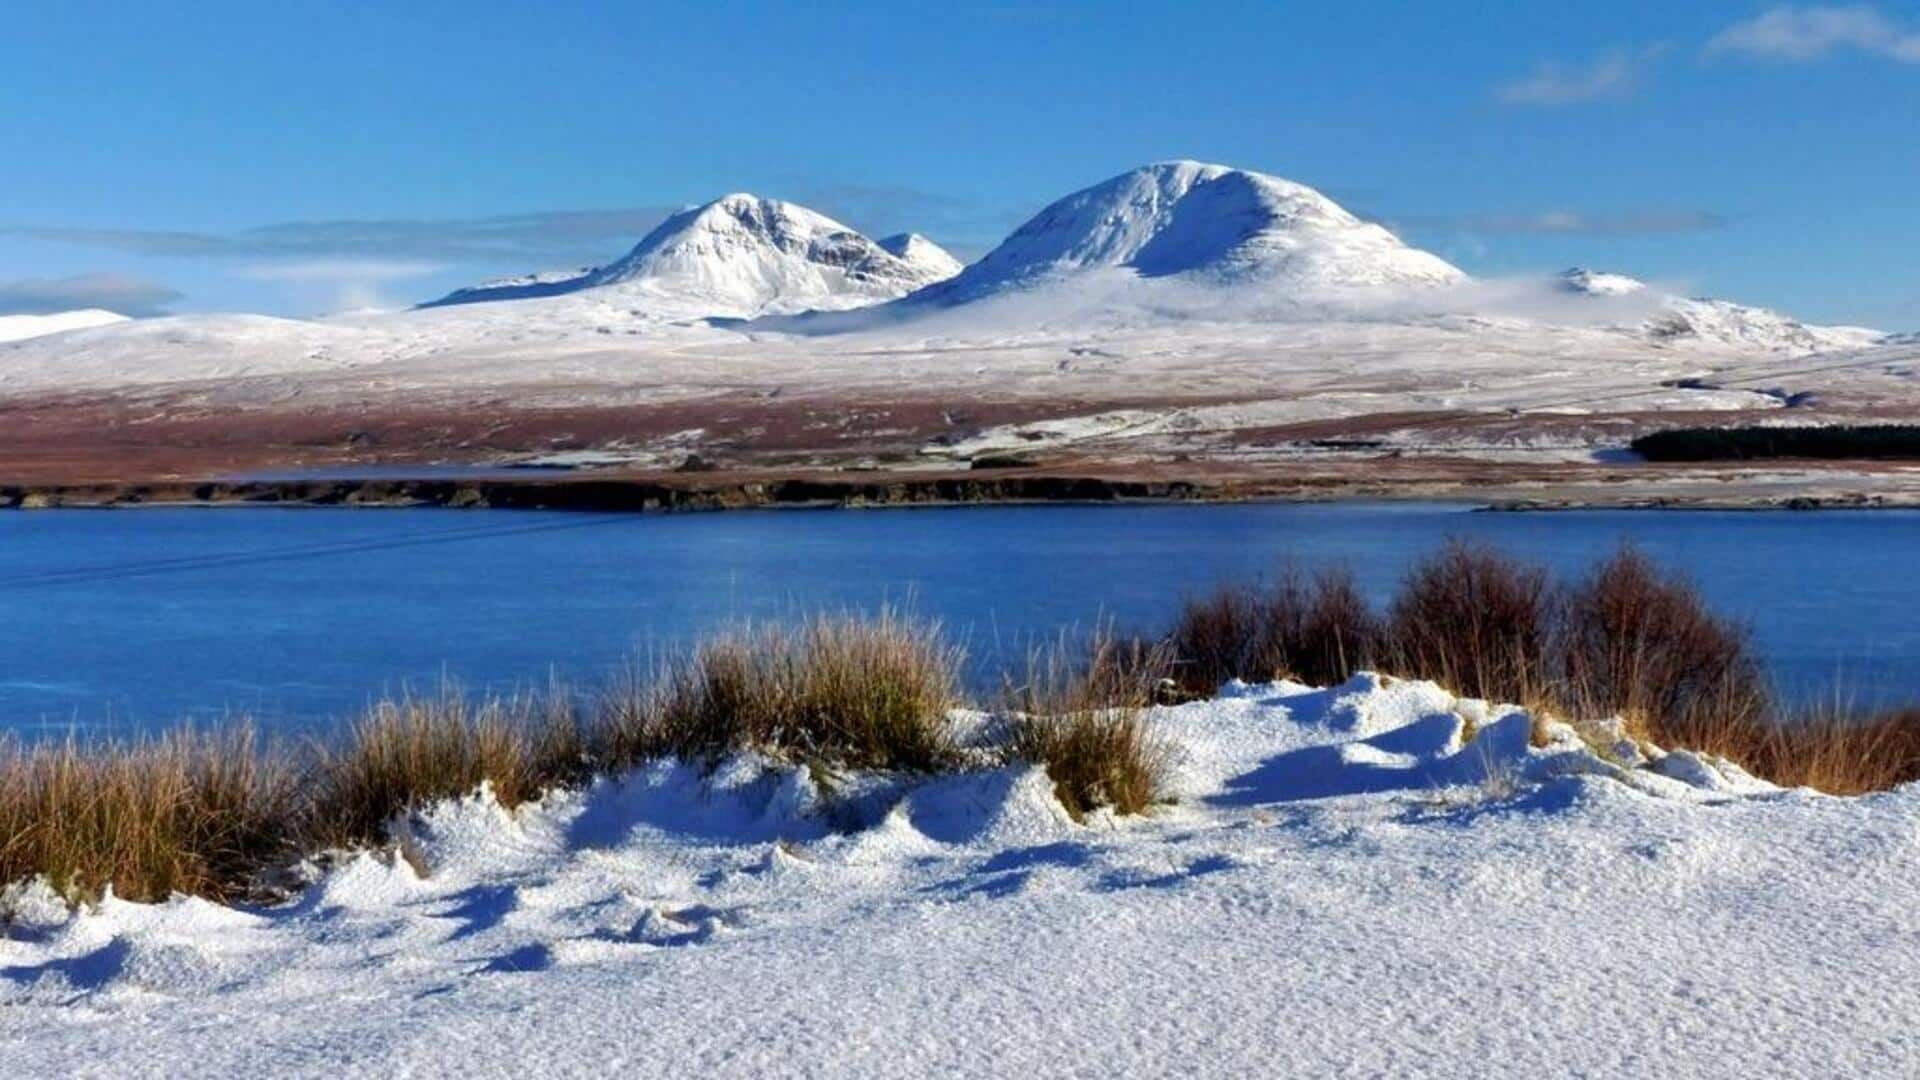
5 388 1920 509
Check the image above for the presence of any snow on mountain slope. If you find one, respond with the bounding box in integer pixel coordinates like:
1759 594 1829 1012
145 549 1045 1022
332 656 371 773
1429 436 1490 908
6 677 1917 1077
878 232 965 281
920 161 1465 304
0 314 388 392
423 196 956 318
1558 268 1885 355
422 268 598 307
0 309 130 344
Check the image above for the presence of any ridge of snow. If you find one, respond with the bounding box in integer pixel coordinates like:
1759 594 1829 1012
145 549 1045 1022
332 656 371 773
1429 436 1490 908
0 309 131 344
1557 267 1884 355
919 160 1466 304
422 268 599 308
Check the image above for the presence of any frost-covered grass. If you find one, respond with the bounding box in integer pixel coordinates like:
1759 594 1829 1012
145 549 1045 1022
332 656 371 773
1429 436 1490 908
3 548 1918 910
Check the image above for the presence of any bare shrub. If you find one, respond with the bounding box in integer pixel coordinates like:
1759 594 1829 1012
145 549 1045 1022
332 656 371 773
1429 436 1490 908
1555 546 1772 743
1285 567 1380 686
1167 566 1380 692
1167 584 1273 693
1385 541 1551 703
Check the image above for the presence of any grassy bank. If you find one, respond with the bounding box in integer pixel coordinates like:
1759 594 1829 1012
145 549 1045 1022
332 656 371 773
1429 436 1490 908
4 545 1916 906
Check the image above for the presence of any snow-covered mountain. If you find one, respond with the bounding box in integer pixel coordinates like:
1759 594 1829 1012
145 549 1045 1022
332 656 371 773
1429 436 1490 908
423 196 960 317
0 308 129 344
918 161 1465 305
1558 268 1884 354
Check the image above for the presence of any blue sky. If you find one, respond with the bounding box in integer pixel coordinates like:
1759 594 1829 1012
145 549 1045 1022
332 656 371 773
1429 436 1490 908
1 2 1915 326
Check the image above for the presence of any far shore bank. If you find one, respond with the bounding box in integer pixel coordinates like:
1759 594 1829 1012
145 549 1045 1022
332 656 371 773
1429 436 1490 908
4 465 1920 514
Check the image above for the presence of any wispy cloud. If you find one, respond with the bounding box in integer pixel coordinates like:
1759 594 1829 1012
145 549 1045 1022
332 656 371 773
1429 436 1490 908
1496 48 1660 105
235 259 446 313
0 271 182 316
7 208 680 266
236 258 444 283
1397 208 1726 237
1707 5 1920 63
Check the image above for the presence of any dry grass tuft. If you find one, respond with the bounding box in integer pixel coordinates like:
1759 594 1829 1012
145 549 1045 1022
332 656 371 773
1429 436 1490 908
643 610 964 771
1385 540 1551 704
305 685 587 851
1004 634 1173 819
1744 707 1920 795
0 726 298 904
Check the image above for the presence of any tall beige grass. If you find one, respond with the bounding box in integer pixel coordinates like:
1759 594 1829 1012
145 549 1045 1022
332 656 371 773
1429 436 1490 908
0 726 298 904
304 685 588 850
640 610 964 771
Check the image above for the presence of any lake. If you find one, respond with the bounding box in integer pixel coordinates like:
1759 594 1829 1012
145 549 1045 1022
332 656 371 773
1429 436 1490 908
3 502 1917 738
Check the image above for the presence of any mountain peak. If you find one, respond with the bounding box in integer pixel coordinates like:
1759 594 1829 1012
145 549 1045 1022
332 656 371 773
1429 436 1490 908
877 233 964 281
925 161 1464 303
1558 267 1648 296
424 194 957 316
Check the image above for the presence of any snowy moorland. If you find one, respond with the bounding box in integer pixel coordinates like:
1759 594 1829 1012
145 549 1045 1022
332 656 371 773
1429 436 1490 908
0 308 128 345
4 674 1915 1076
2 162 1907 461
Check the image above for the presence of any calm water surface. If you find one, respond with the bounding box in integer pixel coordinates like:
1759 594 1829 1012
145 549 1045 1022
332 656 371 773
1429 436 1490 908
2 503 1917 737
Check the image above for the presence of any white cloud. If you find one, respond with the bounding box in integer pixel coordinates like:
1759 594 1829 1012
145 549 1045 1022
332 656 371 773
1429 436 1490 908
9 208 678 264
1496 51 1646 105
1707 5 1920 63
1398 208 1726 237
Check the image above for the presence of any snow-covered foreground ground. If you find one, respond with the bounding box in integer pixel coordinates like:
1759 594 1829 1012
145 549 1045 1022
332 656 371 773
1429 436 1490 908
4 676 1917 1077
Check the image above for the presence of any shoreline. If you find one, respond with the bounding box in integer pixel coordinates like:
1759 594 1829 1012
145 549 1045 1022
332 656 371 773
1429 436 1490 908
3 468 1919 513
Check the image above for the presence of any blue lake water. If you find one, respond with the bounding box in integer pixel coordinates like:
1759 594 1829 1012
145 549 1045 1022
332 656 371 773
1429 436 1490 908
3 503 1918 738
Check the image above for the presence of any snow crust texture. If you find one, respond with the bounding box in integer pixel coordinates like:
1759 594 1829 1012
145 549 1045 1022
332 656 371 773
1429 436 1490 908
5 675 1916 1077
